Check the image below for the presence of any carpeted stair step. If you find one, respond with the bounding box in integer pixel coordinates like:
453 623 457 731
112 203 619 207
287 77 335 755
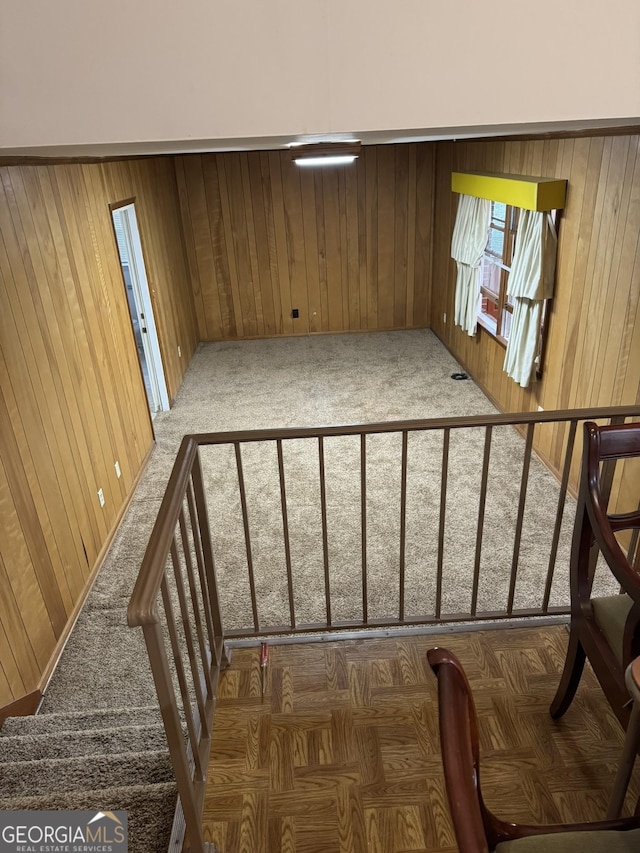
0 749 173 799
0 704 161 737
83 500 160 611
0 722 169 763
39 607 158 714
0 782 177 853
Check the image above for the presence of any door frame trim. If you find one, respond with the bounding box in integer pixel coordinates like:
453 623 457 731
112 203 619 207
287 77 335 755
110 199 170 413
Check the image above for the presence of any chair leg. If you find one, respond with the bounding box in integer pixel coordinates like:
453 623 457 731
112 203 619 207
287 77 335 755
550 630 586 719
606 701 640 818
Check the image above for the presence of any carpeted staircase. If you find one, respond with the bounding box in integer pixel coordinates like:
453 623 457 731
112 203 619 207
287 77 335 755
0 498 183 851
0 704 177 849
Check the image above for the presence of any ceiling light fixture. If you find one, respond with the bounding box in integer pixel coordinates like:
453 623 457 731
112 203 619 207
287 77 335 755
290 141 361 167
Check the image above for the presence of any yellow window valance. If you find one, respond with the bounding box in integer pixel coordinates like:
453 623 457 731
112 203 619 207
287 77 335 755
451 171 566 211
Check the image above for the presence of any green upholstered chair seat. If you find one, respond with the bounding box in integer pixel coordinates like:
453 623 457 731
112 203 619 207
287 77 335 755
591 593 634 665
496 827 640 852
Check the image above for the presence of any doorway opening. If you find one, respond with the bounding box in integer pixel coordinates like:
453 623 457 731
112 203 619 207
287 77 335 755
111 203 169 416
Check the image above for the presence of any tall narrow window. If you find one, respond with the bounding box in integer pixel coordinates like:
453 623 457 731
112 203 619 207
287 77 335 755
478 202 519 344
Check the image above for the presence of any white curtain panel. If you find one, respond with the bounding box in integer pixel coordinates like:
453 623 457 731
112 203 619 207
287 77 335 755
451 194 491 336
504 210 558 387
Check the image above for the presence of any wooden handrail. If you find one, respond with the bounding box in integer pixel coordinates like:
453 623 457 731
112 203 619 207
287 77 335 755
187 405 639 447
127 436 198 627
129 404 640 633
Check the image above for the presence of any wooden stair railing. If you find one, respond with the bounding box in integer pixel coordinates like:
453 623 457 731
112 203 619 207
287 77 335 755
127 404 639 850
128 436 227 853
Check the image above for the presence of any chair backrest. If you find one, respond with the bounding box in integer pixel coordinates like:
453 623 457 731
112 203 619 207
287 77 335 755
582 421 640 597
427 647 492 853
580 422 640 664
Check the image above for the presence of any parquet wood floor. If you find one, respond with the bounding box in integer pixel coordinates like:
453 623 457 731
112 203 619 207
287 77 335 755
202 625 640 852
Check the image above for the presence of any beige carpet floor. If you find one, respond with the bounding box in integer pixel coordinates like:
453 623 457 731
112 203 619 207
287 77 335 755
102 329 613 635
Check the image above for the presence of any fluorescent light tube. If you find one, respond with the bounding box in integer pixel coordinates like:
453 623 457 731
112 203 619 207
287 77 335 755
294 155 358 167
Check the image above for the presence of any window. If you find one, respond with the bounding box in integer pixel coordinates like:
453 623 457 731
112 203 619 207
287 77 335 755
478 201 518 345
451 172 565 386
477 201 557 381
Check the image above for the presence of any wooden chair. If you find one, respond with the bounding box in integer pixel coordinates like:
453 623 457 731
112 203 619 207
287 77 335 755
550 420 640 728
427 646 640 853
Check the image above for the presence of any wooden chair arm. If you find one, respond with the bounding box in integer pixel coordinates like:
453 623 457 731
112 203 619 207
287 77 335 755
429 644 640 852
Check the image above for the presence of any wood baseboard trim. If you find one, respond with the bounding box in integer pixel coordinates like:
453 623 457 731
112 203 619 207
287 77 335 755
430 328 578 499
430 328 505 412
37 442 156 698
0 689 41 724
200 324 430 344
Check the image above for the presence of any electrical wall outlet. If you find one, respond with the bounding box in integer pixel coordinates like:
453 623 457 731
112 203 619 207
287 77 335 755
178 345 182 357
291 308 299 319
97 488 105 507
114 460 121 479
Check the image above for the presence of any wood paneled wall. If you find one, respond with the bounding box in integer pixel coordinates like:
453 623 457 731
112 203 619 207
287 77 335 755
174 145 434 340
3 133 638 710
431 134 640 488
0 158 196 709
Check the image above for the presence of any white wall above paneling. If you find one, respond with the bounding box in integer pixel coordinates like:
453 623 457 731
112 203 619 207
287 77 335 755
1 0 640 156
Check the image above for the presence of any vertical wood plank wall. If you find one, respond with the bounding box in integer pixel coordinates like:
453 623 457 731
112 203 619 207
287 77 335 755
0 159 196 708
2 133 638 709
174 145 434 340
431 134 640 495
